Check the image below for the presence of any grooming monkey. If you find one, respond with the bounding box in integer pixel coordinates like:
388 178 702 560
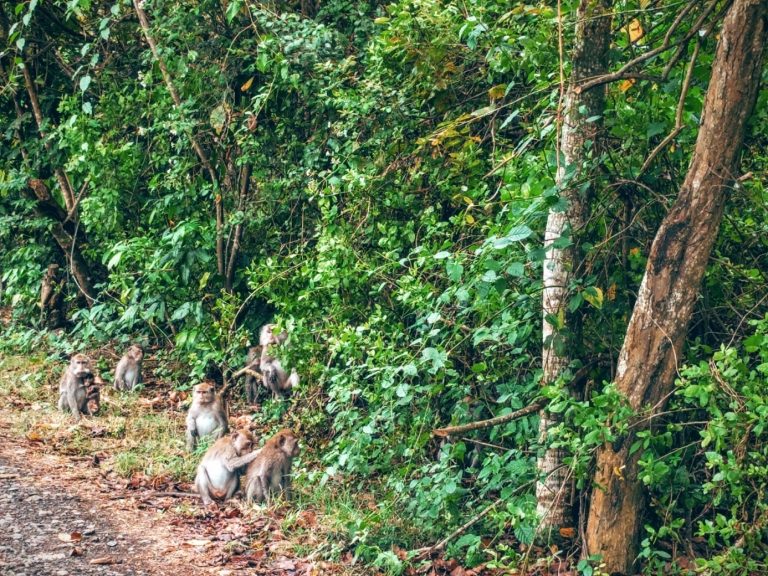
194 429 261 506
244 429 300 505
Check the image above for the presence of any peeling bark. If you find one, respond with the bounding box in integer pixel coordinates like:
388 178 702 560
585 1 767 572
536 0 612 532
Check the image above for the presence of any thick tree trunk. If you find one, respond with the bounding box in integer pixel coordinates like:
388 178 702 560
585 1 767 572
537 0 612 532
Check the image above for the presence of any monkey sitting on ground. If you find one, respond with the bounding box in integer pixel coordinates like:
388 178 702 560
244 429 300 505
114 344 144 390
194 429 261 506
186 381 229 452
58 353 93 420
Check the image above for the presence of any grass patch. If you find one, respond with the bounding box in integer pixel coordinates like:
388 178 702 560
0 352 192 482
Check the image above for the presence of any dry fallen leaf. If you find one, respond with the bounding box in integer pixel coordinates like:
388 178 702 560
57 531 83 543
26 430 45 443
184 539 212 547
273 558 296 571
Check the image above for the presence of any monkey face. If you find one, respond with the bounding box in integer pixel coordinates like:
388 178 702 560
279 432 300 457
194 384 215 403
233 430 256 454
70 354 92 377
128 345 144 361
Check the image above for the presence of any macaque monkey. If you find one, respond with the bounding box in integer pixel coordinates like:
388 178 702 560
236 324 291 402
186 381 229 452
194 429 261 506
58 353 93 420
244 429 300 505
262 363 300 400
40 263 65 328
83 373 103 416
258 323 298 399
114 344 144 390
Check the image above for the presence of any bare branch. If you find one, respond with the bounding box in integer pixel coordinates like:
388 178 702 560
639 39 701 175
433 399 545 438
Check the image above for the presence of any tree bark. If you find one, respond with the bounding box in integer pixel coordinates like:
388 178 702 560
225 163 253 292
585 1 767 572
132 0 225 277
27 179 96 304
20 62 77 215
537 0 612 532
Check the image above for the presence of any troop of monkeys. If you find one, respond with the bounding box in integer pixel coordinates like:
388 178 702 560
56 324 300 507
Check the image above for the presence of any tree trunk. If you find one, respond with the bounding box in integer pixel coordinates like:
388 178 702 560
132 0 225 277
537 0 612 532
27 179 96 304
585 1 767 572
20 62 77 214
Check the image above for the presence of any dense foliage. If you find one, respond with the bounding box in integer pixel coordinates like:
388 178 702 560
1 0 767 572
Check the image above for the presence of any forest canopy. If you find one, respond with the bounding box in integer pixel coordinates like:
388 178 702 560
1 0 767 574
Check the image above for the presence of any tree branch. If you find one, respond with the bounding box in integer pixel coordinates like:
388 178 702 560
639 38 701 175
433 399 545 438
132 0 225 275
576 0 719 94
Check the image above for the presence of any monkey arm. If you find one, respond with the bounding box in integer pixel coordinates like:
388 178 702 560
224 448 262 472
282 460 292 500
215 412 229 436
185 414 198 451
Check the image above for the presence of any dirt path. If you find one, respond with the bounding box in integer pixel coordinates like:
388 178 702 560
0 421 194 575
0 420 342 576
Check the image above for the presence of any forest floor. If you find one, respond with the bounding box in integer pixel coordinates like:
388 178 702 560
0 352 360 576
0 349 568 576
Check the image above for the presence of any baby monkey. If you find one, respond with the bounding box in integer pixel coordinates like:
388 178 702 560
186 381 229 452
83 373 103 416
244 429 300 505
194 428 261 506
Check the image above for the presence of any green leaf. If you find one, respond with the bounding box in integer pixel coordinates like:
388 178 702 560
107 251 122 269
506 225 533 242
225 0 242 22
506 262 525 277
79 75 91 92
647 122 666 138
583 287 603 309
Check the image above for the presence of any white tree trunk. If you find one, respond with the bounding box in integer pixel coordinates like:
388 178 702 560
536 0 612 533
